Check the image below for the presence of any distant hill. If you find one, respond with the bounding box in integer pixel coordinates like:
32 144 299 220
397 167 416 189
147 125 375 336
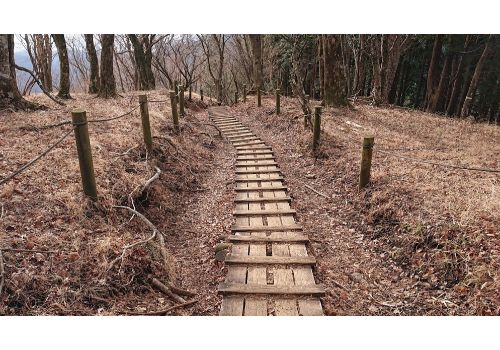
15 50 60 94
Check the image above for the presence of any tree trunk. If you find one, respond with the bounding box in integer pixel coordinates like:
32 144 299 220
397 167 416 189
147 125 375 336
461 35 494 117
84 34 100 94
425 35 443 111
322 35 347 106
52 34 71 99
249 34 263 90
0 34 40 110
98 34 117 98
428 53 452 112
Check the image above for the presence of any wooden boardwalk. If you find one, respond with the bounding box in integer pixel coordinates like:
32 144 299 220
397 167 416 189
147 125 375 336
210 107 325 316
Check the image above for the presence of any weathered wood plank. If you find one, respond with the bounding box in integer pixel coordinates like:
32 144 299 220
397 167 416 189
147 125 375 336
235 169 281 174
234 176 284 182
232 224 302 232
234 186 287 191
227 234 309 243
219 296 244 316
218 283 325 296
233 209 296 216
298 299 323 316
244 299 268 316
224 255 316 265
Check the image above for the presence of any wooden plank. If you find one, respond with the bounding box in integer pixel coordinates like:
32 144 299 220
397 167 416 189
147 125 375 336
234 145 270 150
236 150 274 155
234 176 284 182
219 296 244 316
233 197 291 203
244 299 268 316
227 234 309 243
233 141 266 146
227 134 255 139
218 283 325 296
232 224 302 232
233 209 296 216
235 169 281 174
298 299 323 316
235 162 278 167
234 186 287 192
237 157 276 162
230 136 259 142
226 266 247 283
224 255 316 265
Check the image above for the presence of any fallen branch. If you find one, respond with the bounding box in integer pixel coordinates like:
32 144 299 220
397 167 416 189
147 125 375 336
0 250 4 296
113 205 171 278
148 275 186 304
0 247 60 254
122 299 198 316
106 230 157 273
140 167 161 195
304 184 331 199
13 64 65 106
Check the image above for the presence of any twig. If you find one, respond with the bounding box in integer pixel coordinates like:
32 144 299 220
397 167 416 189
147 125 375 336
122 299 198 316
369 293 403 308
0 248 60 254
140 167 161 195
304 184 331 199
0 250 4 296
106 230 157 273
148 275 186 304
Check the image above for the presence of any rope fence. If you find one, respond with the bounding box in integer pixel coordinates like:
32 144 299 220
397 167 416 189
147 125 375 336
0 89 192 195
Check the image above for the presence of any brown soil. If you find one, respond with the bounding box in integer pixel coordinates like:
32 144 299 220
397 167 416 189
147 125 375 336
228 95 499 315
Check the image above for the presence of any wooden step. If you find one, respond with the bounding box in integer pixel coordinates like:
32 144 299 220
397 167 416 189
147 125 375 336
215 121 241 125
237 155 275 160
227 133 255 139
234 185 287 191
218 283 325 296
235 162 278 168
235 169 281 174
237 150 274 155
217 123 243 128
220 126 248 130
234 176 284 182
224 255 316 265
232 224 302 232
225 129 252 133
227 233 308 243
233 142 266 147
233 197 291 203
233 209 296 216
235 145 272 151
213 119 237 123
230 137 260 143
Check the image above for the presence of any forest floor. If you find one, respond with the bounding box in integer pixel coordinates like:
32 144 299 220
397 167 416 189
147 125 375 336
0 91 229 315
0 91 498 315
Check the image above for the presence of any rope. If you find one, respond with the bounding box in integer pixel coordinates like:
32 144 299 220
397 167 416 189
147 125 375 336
148 100 169 103
376 149 500 174
0 127 76 186
87 105 139 123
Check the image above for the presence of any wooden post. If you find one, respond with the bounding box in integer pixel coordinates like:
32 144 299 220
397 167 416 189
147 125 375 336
257 87 261 107
276 89 281 114
312 106 321 151
179 85 185 117
174 80 179 102
234 91 238 104
169 91 180 133
243 84 247 102
359 136 375 189
200 88 204 101
188 85 192 102
139 95 153 153
71 110 97 201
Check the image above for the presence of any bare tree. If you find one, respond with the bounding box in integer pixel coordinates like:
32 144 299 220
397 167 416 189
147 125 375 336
52 34 72 99
197 34 228 104
98 34 117 98
0 34 40 109
322 35 347 106
84 34 100 93
249 34 263 90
